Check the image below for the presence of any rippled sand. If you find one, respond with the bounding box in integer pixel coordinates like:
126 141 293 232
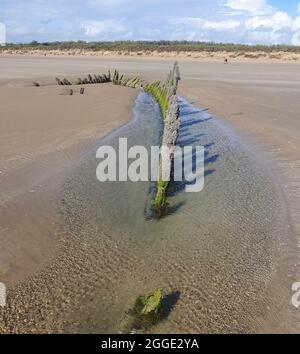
0 83 136 288
1 93 296 333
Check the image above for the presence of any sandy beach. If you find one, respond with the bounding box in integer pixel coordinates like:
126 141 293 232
0 56 300 333
0 82 136 285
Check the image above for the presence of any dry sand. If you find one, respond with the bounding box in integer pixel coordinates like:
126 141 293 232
0 82 136 285
0 56 300 333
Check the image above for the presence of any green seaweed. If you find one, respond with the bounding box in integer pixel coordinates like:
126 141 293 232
134 289 163 316
53 64 180 216
122 289 163 331
144 63 180 215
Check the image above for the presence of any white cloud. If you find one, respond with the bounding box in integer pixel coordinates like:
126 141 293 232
174 17 240 30
0 22 6 45
242 10 300 45
245 11 300 32
245 12 293 31
293 17 300 31
225 0 274 15
292 31 300 45
82 19 125 37
89 0 136 8
2 0 300 45
203 19 240 30
247 30 282 44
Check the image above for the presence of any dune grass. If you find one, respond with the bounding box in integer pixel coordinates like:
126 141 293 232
4 40 300 54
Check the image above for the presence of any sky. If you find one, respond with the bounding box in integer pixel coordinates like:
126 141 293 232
1 0 300 45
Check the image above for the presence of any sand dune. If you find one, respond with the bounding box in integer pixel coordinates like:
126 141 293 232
1 49 300 62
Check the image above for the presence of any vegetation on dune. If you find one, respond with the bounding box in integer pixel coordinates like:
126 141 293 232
2 40 300 53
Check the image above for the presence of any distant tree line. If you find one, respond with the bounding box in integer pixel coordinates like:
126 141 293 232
2 40 300 53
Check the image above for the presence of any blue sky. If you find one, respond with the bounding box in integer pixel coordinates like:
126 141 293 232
1 0 300 45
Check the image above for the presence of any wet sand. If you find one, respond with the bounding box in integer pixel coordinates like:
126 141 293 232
0 56 300 333
0 83 137 285
0 93 296 333
56 95 297 334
